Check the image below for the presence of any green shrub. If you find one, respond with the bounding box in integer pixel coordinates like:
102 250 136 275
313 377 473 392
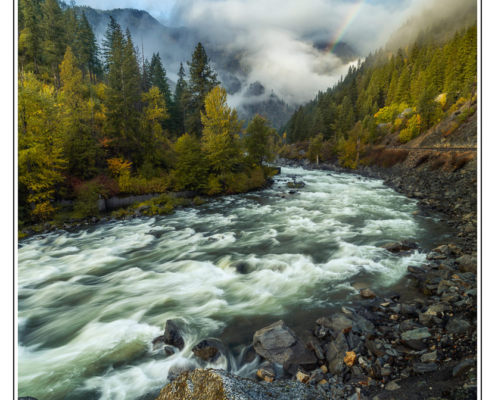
74 181 102 218
193 196 205 206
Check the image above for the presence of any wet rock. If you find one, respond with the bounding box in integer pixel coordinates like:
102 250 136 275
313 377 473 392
192 339 226 363
232 261 250 274
167 361 197 381
446 318 471 334
253 320 316 365
413 363 438 373
316 314 353 332
360 288 376 299
325 331 349 375
152 335 165 351
381 241 418 253
156 368 321 399
164 320 185 350
433 244 450 255
239 344 258 364
453 359 476 377
257 362 276 382
164 346 176 357
19 398 38 400
457 255 477 273
365 340 386 357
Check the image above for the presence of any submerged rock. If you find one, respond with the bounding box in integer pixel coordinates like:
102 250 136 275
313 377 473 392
381 241 418 253
155 368 321 400
164 320 185 351
359 288 376 299
252 320 316 366
192 339 226 363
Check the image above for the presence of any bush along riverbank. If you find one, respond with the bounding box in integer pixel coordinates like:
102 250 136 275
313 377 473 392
146 154 477 400
18 167 280 241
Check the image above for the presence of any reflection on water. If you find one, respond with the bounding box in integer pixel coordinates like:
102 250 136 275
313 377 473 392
18 167 452 400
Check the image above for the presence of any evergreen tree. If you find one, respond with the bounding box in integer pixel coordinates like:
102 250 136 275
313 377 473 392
174 62 187 136
244 115 274 166
184 43 220 137
41 0 66 87
19 0 42 73
174 133 208 190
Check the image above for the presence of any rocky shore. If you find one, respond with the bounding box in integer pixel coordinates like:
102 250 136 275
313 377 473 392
149 154 477 400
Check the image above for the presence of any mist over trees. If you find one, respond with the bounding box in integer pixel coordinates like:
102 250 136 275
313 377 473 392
279 22 477 167
18 0 279 224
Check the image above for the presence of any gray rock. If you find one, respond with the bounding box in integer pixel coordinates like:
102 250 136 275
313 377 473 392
413 363 438 373
256 362 276 382
381 241 418 253
325 332 349 375
167 361 197 381
401 327 431 341
385 381 401 390
446 318 471 334
420 350 437 363
156 368 321 400
164 320 185 350
253 320 316 365
316 314 353 332
457 255 477 273
453 359 476 377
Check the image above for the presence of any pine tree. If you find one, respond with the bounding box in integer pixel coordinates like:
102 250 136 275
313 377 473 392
174 133 208 191
184 43 220 137
174 62 187 136
104 23 141 161
41 0 66 87
78 11 100 82
244 115 274 166
19 0 43 74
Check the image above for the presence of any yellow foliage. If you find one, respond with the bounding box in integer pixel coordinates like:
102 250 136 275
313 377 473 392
118 170 132 193
107 157 132 177
206 174 223 196
32 201 55 222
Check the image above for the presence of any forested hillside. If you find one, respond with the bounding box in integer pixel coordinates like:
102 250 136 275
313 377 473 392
280 16 477 167
18 0 279 226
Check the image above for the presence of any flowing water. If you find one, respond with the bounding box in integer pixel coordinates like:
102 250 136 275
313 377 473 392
18 167 453 400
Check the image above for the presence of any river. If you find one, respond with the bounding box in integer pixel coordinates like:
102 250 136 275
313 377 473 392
17 167 453 400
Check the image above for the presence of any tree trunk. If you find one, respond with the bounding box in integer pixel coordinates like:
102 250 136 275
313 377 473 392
355 137 360 167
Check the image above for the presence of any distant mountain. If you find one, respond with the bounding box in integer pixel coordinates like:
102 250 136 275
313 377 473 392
312 41 359 64
239 82 296 129
72 4 345 128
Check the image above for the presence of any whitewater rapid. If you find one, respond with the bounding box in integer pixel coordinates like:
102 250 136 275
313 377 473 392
17 167 453 400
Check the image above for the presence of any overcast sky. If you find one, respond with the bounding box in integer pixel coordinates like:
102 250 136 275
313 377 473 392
71 0 461 107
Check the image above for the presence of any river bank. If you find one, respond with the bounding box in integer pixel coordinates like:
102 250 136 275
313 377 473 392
153 155 478 400
17 161 478 400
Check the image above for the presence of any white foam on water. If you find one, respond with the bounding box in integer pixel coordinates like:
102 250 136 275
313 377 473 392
17 167 453 399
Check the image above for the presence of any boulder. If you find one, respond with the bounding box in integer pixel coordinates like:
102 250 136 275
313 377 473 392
325 332 349 375
359 288 376 299
155 368 321 400
457 255 477 273
446 318 471 334
192 339 226 363
253 320 316 366
316 314 353 332
381 241 418 253
164 320 185 350
167 361 197 381
453 359 476 377
385 381 401 391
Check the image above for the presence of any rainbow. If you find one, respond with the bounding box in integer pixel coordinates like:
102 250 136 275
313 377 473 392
325 0 368 55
